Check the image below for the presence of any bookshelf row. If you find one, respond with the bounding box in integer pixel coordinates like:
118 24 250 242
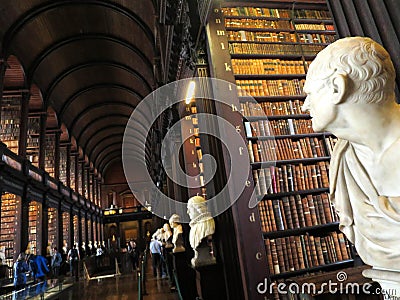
229 42 326 56
241 99 304 116
236 79 305 97
252 161 329 195
265 231 352 276
247 136 328 162
221 7 331 20
232 58 308 75
258 193 338 233
244 118 312 137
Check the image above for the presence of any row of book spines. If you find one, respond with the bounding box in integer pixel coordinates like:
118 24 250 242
236 79 305 97
241 100 304 117
221 7 291 18
246 119 313 139
229 42 325 56
227 31 296 43
221 7 331 20
258 193 338 232
295 23 335 31
232 58 307 75
297 33 336 44
265 232 352 275
253 162 330 195
247 137 327 162
225 19 293 30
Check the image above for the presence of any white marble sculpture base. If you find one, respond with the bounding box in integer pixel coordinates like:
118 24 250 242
363 268 400 299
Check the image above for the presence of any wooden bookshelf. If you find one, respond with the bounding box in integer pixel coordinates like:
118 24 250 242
48 207 58 248
70 154 76 191
27 115 40 167
81 217 86 246
45 133 56 177
206 2 352 299
73 215 79 246
0 96 21 154
28 201 41 255
59 146 68 185
62 212 70 252
0 193 19 267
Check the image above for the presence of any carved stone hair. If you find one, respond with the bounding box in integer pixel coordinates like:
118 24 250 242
187 195 208 215
307 36 396 104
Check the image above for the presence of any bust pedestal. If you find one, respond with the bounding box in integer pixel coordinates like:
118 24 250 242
173 252 197 299
363 268 400 299
191 238 216 268
194 263 226 300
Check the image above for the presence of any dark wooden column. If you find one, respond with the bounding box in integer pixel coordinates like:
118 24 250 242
327 0 400 93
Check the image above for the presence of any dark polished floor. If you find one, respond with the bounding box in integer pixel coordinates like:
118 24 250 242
57 262 179 300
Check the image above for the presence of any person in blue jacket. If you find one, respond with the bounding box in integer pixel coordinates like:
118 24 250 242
28 254 49 282
13 252 29 290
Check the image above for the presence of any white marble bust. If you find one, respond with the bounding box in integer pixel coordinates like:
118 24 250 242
187 195 216 267
169 214 186 253
302 36 400 293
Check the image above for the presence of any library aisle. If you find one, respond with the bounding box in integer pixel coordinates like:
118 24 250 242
57 262 179 300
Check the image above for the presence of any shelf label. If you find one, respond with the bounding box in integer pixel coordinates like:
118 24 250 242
239 146 244 156
256 252 262 260
216 30 225 36
249 212 255 222
245 180 251 187
215 18 221 24
224 63 232 72
214 8 219 13
235 125 241 133
220 42 225 50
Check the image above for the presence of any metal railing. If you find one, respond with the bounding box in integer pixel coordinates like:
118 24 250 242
138 248 148 300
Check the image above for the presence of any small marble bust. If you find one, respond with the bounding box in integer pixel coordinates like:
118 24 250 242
169 214 185 253
302 36 400 293
163 223 174 250
187 195 216 267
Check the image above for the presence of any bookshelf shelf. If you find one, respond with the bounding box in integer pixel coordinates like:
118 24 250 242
234 74 306 80
293 18 334 24
248 133 332 140
297 30 336 35
226 27 295 33
239 95 306 102
270 259 354 280
258 187 329 201
251 156 330 168
224 15 291 21
263 222 339 239
244 114 310 121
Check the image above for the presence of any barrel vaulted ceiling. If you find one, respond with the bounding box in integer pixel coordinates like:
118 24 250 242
0 0 157 176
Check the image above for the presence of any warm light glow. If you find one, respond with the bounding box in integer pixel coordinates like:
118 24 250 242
185 81 196 104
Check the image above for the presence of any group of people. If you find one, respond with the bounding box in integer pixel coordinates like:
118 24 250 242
150 223 174 279
13 247 65 291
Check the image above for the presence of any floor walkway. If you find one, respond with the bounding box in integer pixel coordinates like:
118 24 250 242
57 257 179 300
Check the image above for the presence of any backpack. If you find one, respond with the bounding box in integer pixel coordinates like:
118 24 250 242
70 248 78 261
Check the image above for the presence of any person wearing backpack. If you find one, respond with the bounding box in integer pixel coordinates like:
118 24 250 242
67 244 80 281
51 247 62 278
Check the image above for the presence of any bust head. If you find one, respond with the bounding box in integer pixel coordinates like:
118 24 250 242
303 37 396 132
187 195 208 221
169 214 181 228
